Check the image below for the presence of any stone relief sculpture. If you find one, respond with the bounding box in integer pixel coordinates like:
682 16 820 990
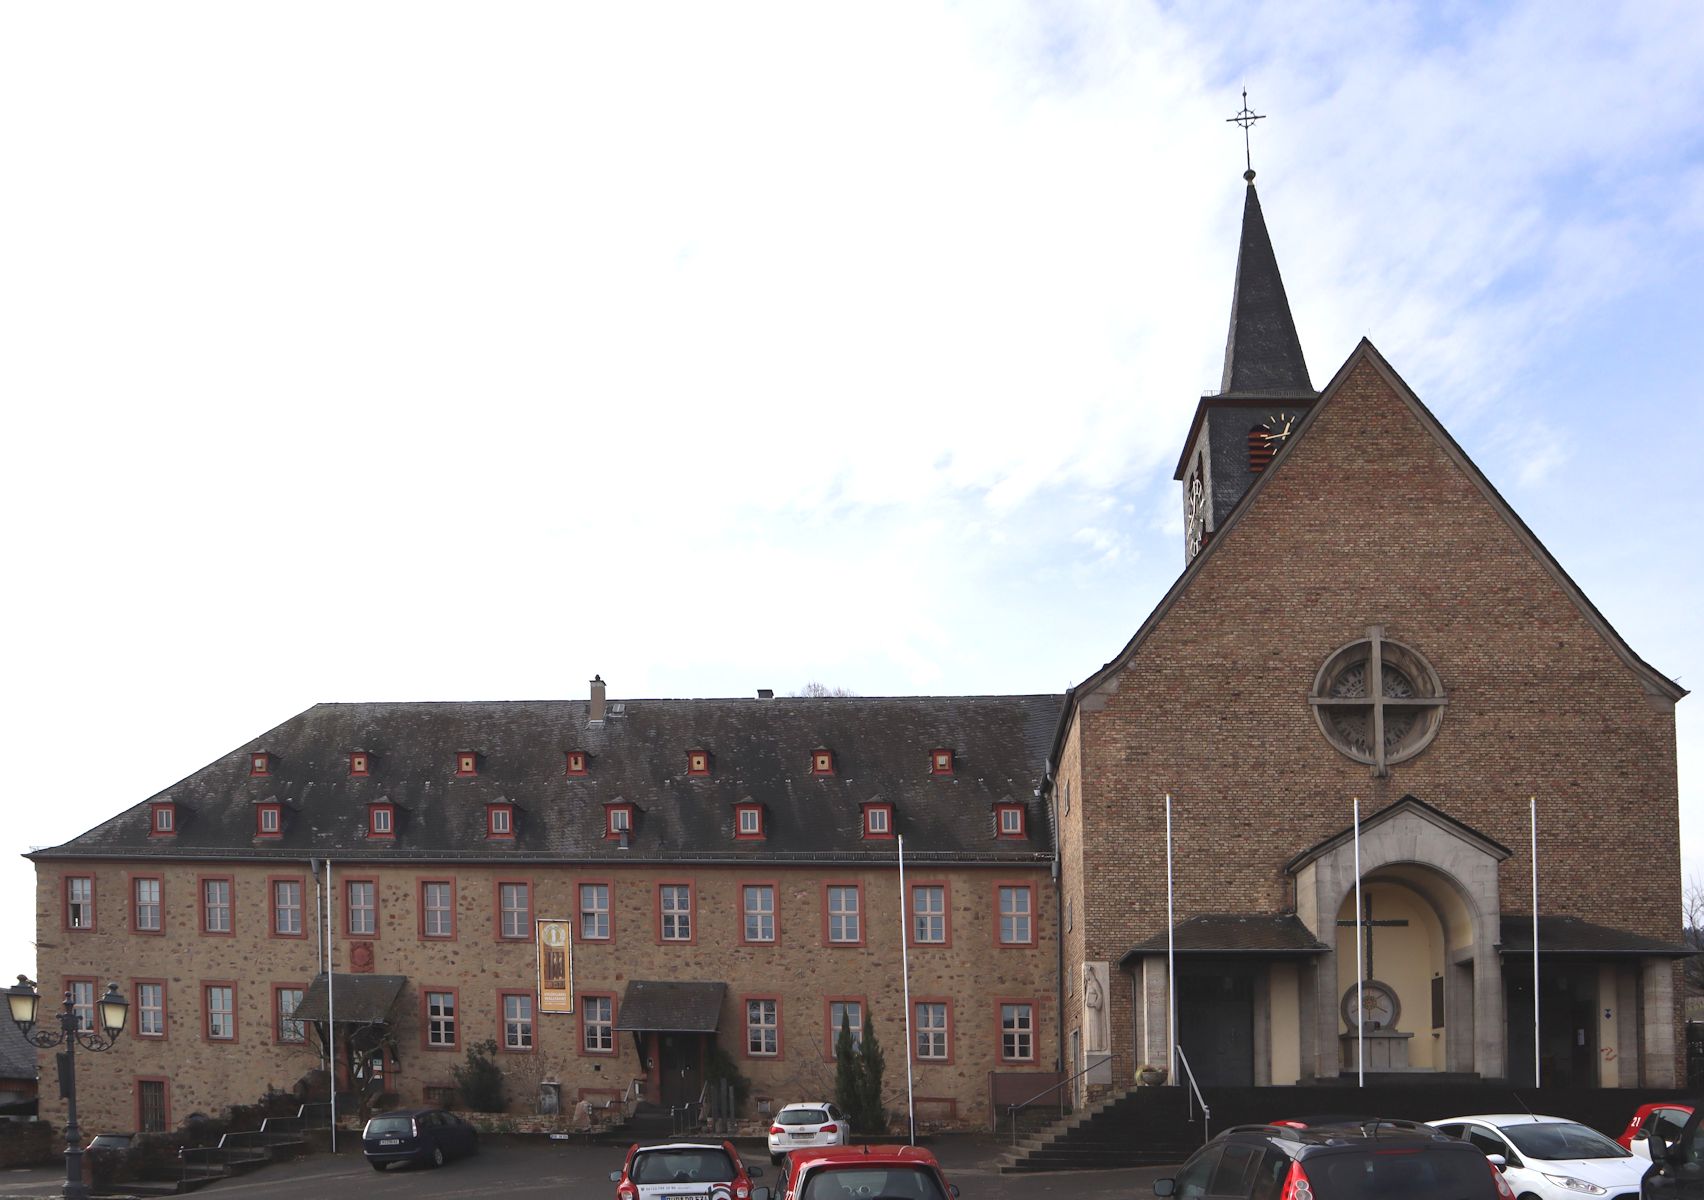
1082 961 1110 1053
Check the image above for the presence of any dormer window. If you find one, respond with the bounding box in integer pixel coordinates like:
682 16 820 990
605 803 634 839
149 803 176 836
368 803 395 838
687 750 711 777
930 749 954 776
565 751 588 777
863 803 894 839
487 803 515 838
256 803 282 838
349 752 370 777
995 804 1026 838
811 750 835 777
455 752 478 777
250 751 272 776
734 803 765 840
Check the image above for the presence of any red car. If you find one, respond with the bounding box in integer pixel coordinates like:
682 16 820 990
1617 1101 1695 1160
609 1140 765 1200
777 1145 958 1200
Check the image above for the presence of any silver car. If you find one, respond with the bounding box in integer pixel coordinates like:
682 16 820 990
766 1103 850 1164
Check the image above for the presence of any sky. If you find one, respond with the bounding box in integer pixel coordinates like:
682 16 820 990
3 1 1702 985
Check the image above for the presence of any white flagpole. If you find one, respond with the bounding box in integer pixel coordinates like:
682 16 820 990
326 858 337 1152
898 834 915 1144
1354 798 1363 1088
1165 793 1177 1085
1531 796 1540 1088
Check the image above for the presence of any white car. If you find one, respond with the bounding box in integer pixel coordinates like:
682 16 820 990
766 1102 850 1164
1429 1114 1648 1200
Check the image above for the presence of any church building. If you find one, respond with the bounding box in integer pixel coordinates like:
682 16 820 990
29 164 1689 1138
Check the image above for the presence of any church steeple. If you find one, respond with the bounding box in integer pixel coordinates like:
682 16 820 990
1219 172 1314 397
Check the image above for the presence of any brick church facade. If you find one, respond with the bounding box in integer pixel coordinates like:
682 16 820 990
30 170 1689 1135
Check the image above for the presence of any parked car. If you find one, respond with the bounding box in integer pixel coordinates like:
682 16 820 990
360 1107 480 1171
83 1132 134 1152
1154 1120 1511 1199
778 1145 957 1200
1429 1114 1646 1200
1619 1100 1695 1159
1643 1104 1704 1195
766 1102 850 1164
610 1140 765 1200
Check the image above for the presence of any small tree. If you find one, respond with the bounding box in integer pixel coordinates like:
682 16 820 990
855 1016 886 1133
452 1039 507 1112
834 1012 860 1120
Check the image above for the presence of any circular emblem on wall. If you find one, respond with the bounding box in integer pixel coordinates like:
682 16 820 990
1310 628 1446 775
1340 980 1402 1031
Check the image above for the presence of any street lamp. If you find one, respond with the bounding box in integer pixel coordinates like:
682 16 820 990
8 975 128 1200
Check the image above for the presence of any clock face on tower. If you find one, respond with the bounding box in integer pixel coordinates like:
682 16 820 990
1264 410 1300 445
1184 468 1207 559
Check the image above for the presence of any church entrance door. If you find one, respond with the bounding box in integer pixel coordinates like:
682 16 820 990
1503 963 1597 1087
1177 963 1255 1086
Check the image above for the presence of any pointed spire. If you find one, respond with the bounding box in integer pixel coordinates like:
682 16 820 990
1219 173 1315 397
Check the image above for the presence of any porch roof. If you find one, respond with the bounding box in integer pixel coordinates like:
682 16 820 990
1118 914 1329 966
1497 915 1695 958
292 973 407 1024
615 980 726 1032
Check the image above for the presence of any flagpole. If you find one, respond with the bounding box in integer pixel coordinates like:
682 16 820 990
1165 794 1177 1086
326 857 337 1152
1354 797 1363 1089
1531 796 1540 1088
898 833 915 1144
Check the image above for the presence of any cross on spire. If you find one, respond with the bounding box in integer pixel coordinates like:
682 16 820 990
1226 87 1265 180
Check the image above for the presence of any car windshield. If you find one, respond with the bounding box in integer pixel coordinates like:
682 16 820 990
631 1149 737 1184
1500 1122 1629 1159
1304 1147 1497 1200
778 1109 830 1126
800 1165 946 1200
365 1117 414 1136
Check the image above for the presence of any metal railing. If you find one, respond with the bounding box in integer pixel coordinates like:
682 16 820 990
1004 1055 1112 1146
1173 1044 1211 1142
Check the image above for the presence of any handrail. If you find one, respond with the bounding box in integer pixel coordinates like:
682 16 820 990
1173 1044 1211 1142
1004 1054 1112 1146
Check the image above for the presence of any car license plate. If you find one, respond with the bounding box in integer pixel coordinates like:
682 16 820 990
379 1138 401 1145
791 1132 810 1139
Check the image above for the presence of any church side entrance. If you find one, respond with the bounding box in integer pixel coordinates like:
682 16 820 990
1177 962 1256 1086
1503 963 1598 1088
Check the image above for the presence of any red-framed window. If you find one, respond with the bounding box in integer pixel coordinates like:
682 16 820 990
455 751 478 777
580 993 616 1055
199 875 234 935
734 803 765 840
996 883 1035 947
930 749 954 775
824 997 865 1059
149 803 176 836
269 876 306 938
907 882 951 947
367 803 395 838
997 999 1037 1062
344 878 378 937
740 882 778 944
577 881 612 942
64 876 96 931
203 982 237 1042
65 978 97 1032
135 1077 171 1134
349 751 371 777
499 990 534 1052
862 803 894 839
657 883 694 943
687 749 711 777
419 880 456 939
995 803 1027 838
249 751 271 776
810 749 834 776
131 876 162 934
605 804 634 838
496 880 531 940
422 988 458 1049
256 804 283 838
487 803 515 838
133 980 167 1040
565 751 588 777
912 997 953 1063
274 984 307 1044
823 883 863 946
743 996 782 1058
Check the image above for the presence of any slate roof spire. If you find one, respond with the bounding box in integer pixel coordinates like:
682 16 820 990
1219 170 1315 397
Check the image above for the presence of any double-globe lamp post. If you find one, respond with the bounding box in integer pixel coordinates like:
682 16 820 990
8 976 128 1200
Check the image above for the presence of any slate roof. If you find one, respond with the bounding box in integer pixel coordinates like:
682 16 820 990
1219 177 1316 398
1118 914 1329 965
1498 916 1695 958
615 981 727 1033
31 694 1061 865
0 1015 34 1083
293 974 408 1024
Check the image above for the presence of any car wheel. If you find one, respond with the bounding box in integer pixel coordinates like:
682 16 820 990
431 1146 446 1168
369 1160 387 1172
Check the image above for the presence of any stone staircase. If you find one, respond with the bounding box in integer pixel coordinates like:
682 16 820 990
996 1087 1207 1172
115 1115 308 1195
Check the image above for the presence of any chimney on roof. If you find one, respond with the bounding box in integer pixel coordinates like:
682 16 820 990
757 688 774 700
589 675 606 727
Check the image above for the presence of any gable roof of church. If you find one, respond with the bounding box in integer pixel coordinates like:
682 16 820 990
32 693 1060 865
1285 794 1513 873
1049 337 1685 779
1220 176 1316 398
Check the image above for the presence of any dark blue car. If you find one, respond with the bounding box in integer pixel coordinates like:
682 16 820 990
361 1107 480 1170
